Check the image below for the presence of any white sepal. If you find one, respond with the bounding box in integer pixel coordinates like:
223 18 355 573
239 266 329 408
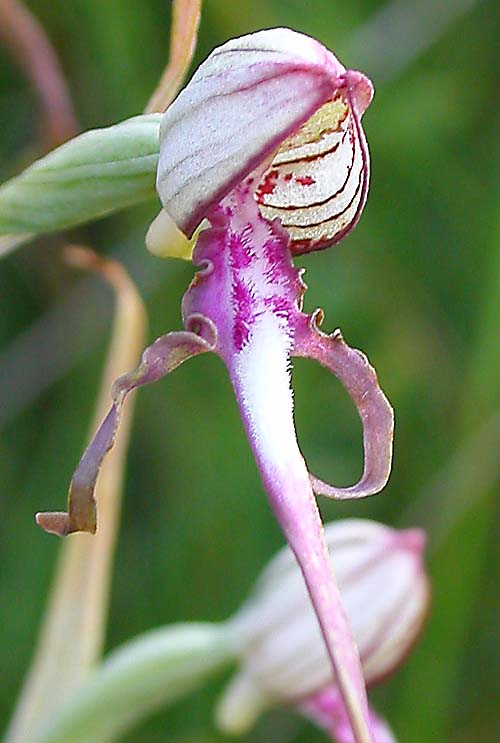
157 28 347 237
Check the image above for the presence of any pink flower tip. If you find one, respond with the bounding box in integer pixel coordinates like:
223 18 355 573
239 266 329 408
397 527 426 555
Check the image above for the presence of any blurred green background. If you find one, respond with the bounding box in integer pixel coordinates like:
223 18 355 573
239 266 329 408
0 0 499 741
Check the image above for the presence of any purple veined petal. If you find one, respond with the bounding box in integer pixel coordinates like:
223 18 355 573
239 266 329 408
293 311 394 500
301 686 397 743
357 529 431 687
36 315 216 537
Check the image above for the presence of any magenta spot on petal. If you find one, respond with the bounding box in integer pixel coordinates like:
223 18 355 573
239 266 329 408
229 229 254 269
284 173 293 182
263 238 290 282
232 276 256 351
265 294 293 319
263 237 287 265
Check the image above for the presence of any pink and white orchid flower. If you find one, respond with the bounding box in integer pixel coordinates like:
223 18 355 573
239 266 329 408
218 519 430 742
36 29 394 743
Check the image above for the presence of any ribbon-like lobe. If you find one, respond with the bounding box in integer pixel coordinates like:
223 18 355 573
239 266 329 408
294 312 394 499
37 321 215 536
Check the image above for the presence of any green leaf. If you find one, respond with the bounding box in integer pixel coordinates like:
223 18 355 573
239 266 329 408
0 114 161 235
35 623 232 743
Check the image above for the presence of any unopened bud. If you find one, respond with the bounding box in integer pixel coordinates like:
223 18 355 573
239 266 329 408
217 519 430 735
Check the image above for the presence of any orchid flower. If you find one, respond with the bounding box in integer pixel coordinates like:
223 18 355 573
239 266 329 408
36 29 394 743
219 519 430 742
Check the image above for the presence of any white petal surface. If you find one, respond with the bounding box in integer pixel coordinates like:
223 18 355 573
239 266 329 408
157 28 347 236
226 519 429 702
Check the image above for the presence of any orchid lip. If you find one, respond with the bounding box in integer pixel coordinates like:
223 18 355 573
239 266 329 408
178 176 391 741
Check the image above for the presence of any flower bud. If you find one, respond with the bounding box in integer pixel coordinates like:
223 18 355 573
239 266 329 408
217 519 430 735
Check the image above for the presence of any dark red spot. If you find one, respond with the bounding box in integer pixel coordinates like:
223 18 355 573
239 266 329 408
256 169 280 202
284 173 293 182
295 175 315 186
